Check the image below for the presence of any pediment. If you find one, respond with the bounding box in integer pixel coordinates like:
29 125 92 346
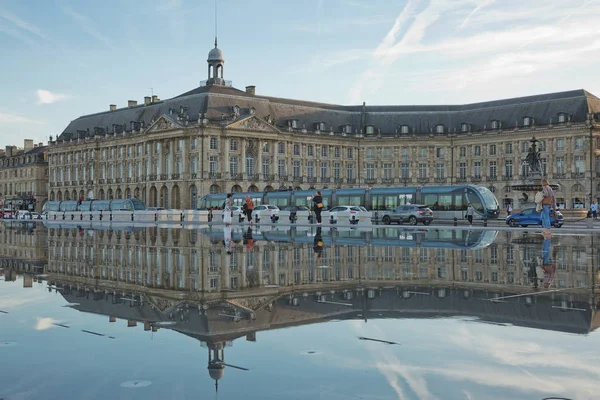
146 115 182 134
226 115 280 133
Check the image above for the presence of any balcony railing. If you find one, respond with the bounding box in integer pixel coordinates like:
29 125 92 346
347 178 356 184
293 176 304 183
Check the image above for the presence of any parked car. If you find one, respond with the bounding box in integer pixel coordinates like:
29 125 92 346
380 204 433 225
253 204 280 222
505 207 563 228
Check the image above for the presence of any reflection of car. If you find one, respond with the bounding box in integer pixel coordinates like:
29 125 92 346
281 206 310 212
328 206 363 213
253 205 280 221
147 207 166 211
506 208 563 228
380 204 433 225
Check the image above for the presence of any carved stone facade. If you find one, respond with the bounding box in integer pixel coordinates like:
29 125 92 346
0 140 48 213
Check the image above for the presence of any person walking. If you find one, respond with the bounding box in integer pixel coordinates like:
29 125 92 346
466 203 474 226
312 191 323 225
507 203 513 216
540 178 557 235
245 195 254 223
591 199 598 220
223 193 233 226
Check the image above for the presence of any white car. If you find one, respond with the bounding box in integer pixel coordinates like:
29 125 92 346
328 205 371 224
252 204 280 222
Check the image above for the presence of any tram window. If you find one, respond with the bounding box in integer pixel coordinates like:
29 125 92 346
270 198 289 207
111 200 132 211
92 201 111 211
60 202 77 212
467 188 484 212
131 199 146 210
79 201 92 211
337 196 363 207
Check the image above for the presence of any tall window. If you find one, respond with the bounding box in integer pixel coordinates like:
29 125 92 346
346 163 354 180
505 143 512 154
278 160 285 177
474 161 481 178
489 144 496 156
347 148 353 159
505 160 513 178
176 157 182 174
556 157 565 174
459 162 466 179
574 156 585 174
320 162 328 179
230 156 238 176
474 146 481 156
556 139 565 151
262 158 270 179
307 145 313 156
191 156 198 173
209 156 218 174
400 163 409 178
293 144 300 156
230 139 238 151
366 163 375 180
246 156 255 177
307 162 314 178
489 161 497 178
383 163 392 180
334 163 340 179
210 137 217 150
334 147 341 158
575 138 585 151
278 142 285 154
418 163 427 179
366 148 375 159
436 163 444 178
293 161 300 178
321 146 328 157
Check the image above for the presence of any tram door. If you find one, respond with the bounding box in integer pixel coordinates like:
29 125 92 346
453 188 466 214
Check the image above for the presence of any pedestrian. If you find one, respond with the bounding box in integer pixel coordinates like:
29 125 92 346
245 195 254 223
540 178 557 235
223 193 233 226
507 203 513 215
312 190 323 225
591 199 598 220
466 203 474 226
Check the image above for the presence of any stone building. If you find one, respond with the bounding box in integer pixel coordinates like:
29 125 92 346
0 139 48 212
48 41 600 210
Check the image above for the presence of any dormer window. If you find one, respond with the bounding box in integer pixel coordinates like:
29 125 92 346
557 113 566 123
341 124 352 134
289 119 298 129
523 116 531 126
365 125 375 135
436 124 445 134
233 105 240 115
314 122 326 131
249 107 256 115
490 120 499 129
400 125 410 134
460 123 470 132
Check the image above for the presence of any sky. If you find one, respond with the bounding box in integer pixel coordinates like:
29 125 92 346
1 0 600 147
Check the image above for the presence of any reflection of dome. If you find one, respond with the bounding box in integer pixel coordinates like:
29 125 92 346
208 46 224 62
208 364 225 380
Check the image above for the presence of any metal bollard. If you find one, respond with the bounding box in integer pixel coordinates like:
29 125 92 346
329 214 336 224
80 214 83 221
110 213 113 221
131 213 135 222
453 217 457 226
90 214 93 221
351 215 358 225
255 214 260 224
180 213 184 222
289 212 297 223
99 212 103 221
239 214 245 223
308 214 314 224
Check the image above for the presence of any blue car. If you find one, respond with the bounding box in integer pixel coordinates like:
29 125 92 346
506 207 563 228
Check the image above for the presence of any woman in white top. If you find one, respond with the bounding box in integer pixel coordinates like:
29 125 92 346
223 193 233 226
466 203 474 226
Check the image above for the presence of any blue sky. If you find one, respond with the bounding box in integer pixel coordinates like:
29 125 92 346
1 0 599 147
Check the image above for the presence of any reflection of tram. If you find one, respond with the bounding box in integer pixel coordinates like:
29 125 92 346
198 185 500 219
201 226 498 250
43 199 147 213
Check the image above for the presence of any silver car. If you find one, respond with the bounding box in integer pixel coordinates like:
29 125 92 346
380 204 433 225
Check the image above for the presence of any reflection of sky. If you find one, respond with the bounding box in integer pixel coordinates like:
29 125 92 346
1 278 600 399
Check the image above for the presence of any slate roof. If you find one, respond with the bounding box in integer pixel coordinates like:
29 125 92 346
58 85 600 141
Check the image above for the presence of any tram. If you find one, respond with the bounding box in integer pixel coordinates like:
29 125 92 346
201 226 498 250
198 185 500 219
42 199 147 214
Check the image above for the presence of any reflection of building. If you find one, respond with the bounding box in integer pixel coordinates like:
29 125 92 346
0 139 49 213
47 41 600 210
40 225 600 390
0 223 48 285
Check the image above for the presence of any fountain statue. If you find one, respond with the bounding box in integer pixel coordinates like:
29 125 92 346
511 137 559 207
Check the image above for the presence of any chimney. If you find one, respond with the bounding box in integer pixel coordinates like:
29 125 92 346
109 104 117 111
5 146 12 157
152 95 159 103
246 85 256 95
144 96 151 105
128 100 138 107
39 142 43 147
127 320 137 328
24 139 34 150
109 316 116 323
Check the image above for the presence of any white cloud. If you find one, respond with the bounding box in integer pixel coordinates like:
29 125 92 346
35 317 60 331
36 89 69 105
0 112 44 125
348 0 600 103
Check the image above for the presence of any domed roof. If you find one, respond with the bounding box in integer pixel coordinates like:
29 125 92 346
208 38 224 62
208 365 225 380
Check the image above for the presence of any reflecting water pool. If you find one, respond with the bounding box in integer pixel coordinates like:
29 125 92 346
1 223 599 399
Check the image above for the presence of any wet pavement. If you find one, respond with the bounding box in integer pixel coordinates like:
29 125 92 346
1 222 600 399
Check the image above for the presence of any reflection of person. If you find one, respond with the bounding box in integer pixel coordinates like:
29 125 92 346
313 227 323 258
224 224 232 254
243 226 254 251
591 200 598 220
541 179 557 235
466 203 474 226
244 196 254 223
541 230 555 288
223 193 232 226
312 191 323 225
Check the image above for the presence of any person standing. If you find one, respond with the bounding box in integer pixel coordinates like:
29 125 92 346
466 203 474 226
541 179 557 235
591 199 598 220
312 191 323 225
223 193 233 226
507 203 513 216
245 196 254 223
